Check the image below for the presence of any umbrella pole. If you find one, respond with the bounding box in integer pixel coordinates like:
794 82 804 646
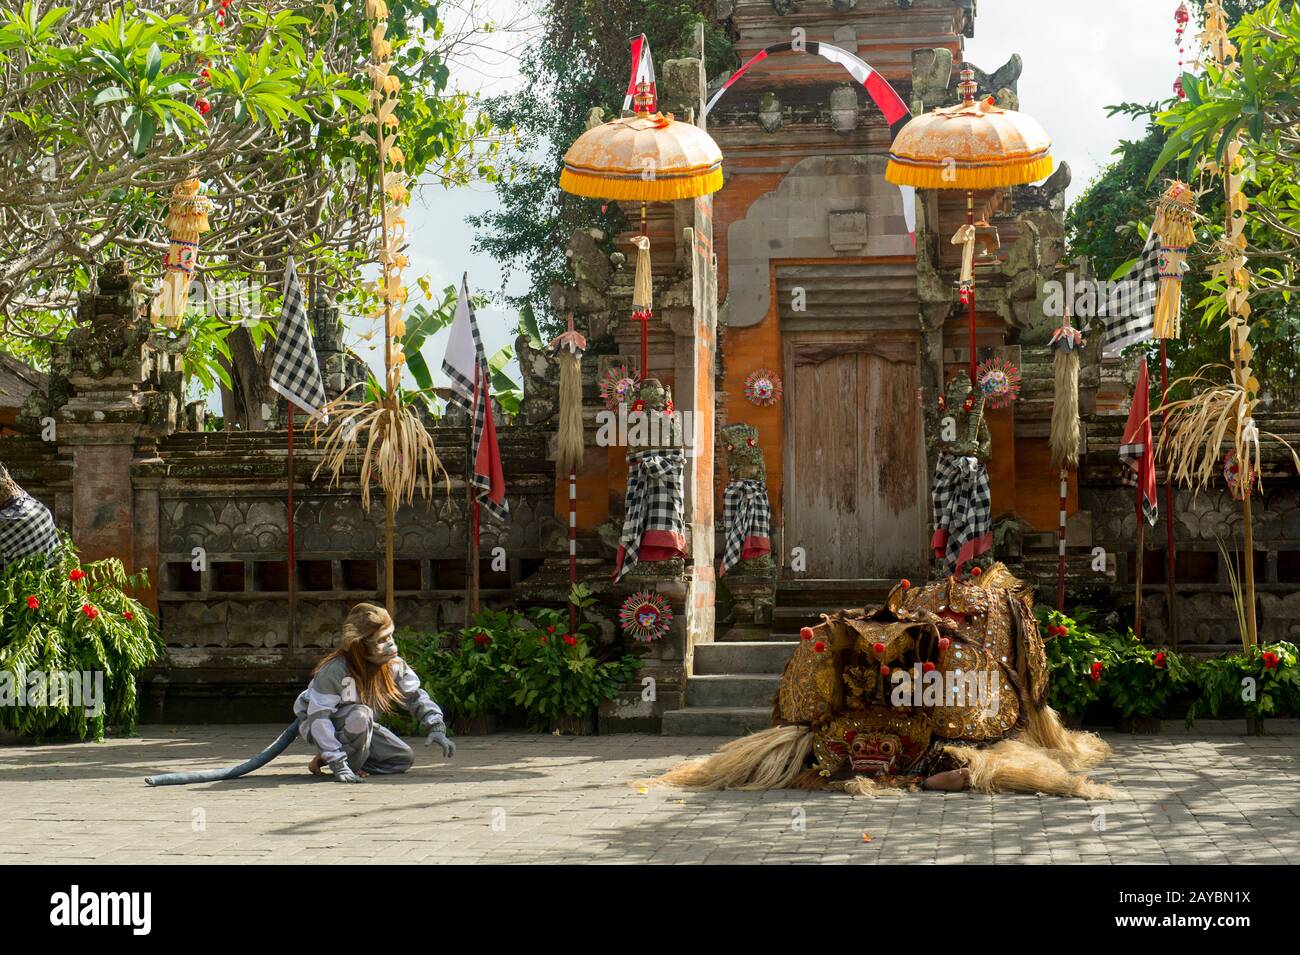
1134 498 1145 640
1160 339 1179 646
287 404 297 646
1057 466 1067 612
639 201 649 378
966 192 977 381
568 468 577 634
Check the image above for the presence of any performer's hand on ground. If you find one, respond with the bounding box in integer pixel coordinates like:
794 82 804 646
425 724 455 758
326 756 364 783
308 755 325 776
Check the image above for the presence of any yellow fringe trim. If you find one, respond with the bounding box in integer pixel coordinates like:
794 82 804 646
884 154 1054 190
559 167 723 202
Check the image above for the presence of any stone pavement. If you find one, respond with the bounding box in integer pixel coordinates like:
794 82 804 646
1 726 1297 864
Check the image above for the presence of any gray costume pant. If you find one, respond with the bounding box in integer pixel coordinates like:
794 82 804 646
332 703 414 774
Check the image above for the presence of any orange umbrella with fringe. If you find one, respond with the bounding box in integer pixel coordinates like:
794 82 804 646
885 65 1052 382
559 36 723 377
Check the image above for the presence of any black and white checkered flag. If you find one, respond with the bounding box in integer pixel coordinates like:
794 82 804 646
0 491 61 565
269 257 328 420
1102 232 1159 356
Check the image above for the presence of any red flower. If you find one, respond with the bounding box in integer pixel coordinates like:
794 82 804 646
473 633 491 647
922 661 936 673
872 642 886 656
1262 652 1280 671
25 596 39 610
540 636 549 645
1090 661 1103 682
813 641 826 653
546 625 555 634
562 634 578 647
800 626 815 641
631 399 646 412
938 637 951 653
123 610 134 621
196 98 212 117
1154 651 1166 668
69 569 86 582
81 604 98 620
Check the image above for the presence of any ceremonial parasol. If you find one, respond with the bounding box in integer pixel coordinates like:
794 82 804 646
559 36 724 378
886 66 1052 382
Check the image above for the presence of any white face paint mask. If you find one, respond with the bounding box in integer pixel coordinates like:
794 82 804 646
368 624 398 664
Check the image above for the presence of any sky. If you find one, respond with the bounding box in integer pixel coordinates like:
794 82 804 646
366 0 1184 390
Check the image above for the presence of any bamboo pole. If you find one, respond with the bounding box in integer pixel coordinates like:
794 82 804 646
1160 340 1179 646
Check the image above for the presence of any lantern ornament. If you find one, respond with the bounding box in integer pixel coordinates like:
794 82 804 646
619 591 674 642
152 174 212 328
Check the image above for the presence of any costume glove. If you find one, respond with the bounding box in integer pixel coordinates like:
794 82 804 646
327 756 364 783
425 723 456 758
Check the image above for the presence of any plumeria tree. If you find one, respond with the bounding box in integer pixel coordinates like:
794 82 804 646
0 0 508 426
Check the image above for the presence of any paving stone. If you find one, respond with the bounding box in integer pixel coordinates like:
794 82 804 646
1 727 1297 863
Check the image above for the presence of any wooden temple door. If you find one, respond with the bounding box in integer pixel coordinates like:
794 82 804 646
782 331 927 578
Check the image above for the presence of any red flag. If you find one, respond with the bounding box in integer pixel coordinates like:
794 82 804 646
1119 359 1158 526
474 369 507 519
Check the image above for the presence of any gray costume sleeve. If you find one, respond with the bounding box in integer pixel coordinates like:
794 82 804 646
296 659 349 763
392 658 444 731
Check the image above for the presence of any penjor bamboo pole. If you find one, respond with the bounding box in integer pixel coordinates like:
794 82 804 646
1160 340 1179 646
377 119 397 614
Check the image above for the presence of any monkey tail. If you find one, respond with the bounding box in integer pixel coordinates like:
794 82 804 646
145 722 300 787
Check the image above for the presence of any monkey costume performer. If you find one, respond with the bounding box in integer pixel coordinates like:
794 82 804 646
295 603 455 783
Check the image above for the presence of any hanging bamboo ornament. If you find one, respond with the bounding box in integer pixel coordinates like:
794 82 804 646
152 175 212 328
631 233 653 313
550 314 587 479
1152 180 1197 339
1049 308 1084 470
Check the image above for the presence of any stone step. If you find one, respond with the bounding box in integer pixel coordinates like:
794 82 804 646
661 707 771 736
684 673 780 709
694 641 796 675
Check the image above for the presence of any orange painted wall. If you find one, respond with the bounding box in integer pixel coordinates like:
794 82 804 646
720 270 785 526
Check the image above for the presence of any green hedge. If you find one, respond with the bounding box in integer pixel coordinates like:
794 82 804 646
1038 607 1300 725
389 584 641 732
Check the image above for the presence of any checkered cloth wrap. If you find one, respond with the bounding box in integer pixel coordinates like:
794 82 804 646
442 274 508 524
614 448 687 582
1102 232 1159 356
931 454 992 574
0 492 61 565
268 258 328 419
720 479 771 576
